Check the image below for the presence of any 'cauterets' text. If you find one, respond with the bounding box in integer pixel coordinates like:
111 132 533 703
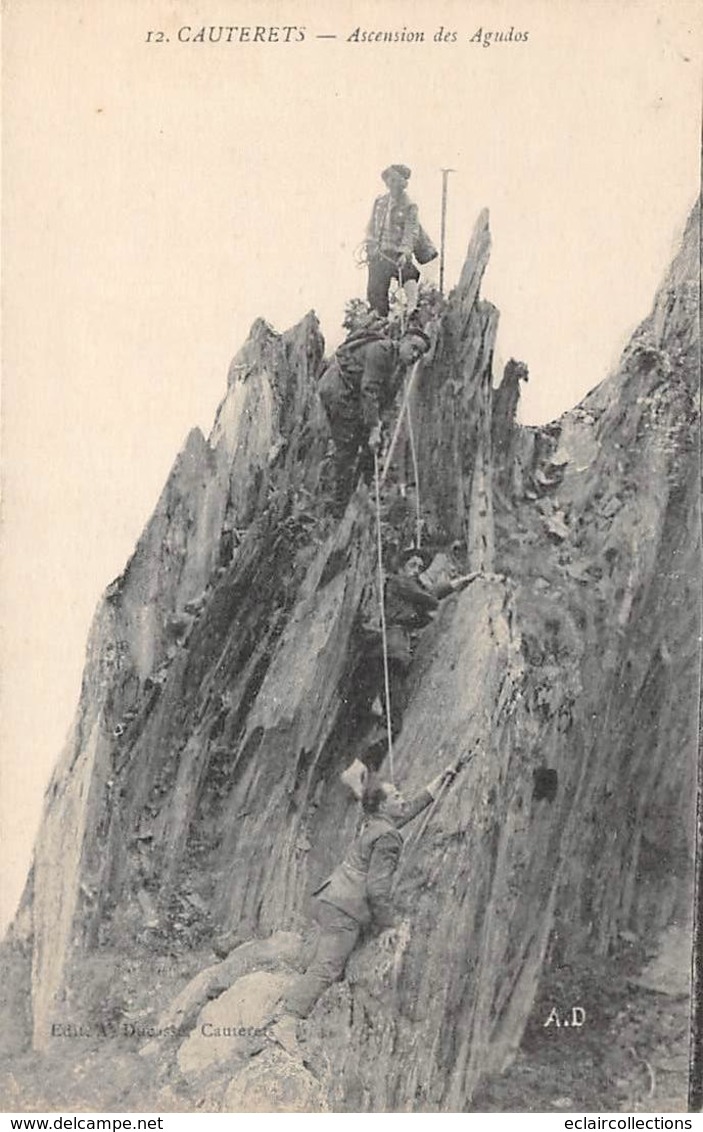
177 26 306 43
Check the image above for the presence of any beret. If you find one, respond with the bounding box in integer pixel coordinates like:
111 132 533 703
381 163 411 183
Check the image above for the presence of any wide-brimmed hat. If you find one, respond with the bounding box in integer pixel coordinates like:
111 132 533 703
398 544 433 568
381 163 411 184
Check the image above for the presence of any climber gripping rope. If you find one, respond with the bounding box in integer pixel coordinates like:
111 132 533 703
318 323 431 517
268 754 465 1053
341 547 480 783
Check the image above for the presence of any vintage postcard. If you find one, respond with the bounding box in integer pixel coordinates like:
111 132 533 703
1 0 701 1115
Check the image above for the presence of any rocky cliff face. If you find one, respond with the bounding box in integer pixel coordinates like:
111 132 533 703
4 206 700 1112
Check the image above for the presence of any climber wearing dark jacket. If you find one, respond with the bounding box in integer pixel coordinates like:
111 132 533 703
318 326 430 516
279 765 457 1022
354 551 478 748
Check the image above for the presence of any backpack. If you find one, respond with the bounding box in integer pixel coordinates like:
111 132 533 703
335 324 392 371
414 224 439 265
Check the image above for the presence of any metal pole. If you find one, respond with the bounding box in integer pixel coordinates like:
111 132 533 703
439 168 456 297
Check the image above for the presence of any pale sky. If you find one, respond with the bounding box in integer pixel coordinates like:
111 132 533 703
1 0 701 930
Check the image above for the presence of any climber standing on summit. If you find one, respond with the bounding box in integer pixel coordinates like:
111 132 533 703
365 164 436 318
319 324 431 516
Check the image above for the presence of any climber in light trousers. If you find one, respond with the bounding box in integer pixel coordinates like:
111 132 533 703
269 760 460 1051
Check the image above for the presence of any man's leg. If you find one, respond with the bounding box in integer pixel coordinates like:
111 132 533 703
328 412 364 516
283 903 361 1018
400 262 421 315
367 256 394 317
357 439 375 488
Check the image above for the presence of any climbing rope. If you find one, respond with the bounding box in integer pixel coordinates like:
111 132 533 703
353 240 371 267
393 745 478 886
381 358 423 483
405 397 422 549
396 775 452 881
373 449 395 785
369 346 423 786
392 256 423 540
397 261 406 336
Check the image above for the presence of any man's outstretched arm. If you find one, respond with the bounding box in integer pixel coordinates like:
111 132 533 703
360 340 395 431
396 766 457 828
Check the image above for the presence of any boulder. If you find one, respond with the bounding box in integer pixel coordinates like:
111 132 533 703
177 969 295 1080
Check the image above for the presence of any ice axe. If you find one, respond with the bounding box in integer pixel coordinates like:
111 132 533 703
439 168 456 296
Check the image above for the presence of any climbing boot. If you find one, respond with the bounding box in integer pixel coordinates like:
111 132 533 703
403 278 419 316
